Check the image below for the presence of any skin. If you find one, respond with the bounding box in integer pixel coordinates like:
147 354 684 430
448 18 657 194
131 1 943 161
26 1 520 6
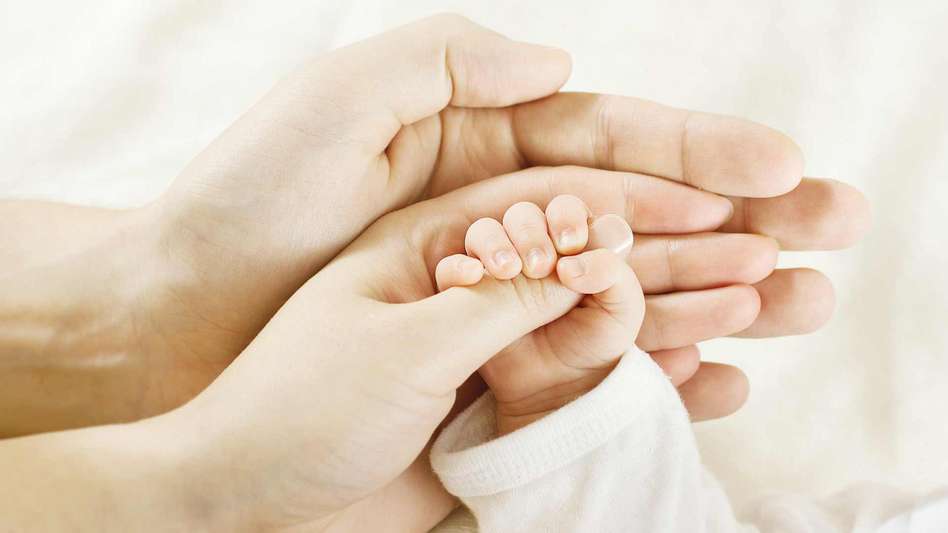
0 164 863 532
0 173 710 532
437 197 644 435
166 177 748 531
0 13 871 531
0 14 871 436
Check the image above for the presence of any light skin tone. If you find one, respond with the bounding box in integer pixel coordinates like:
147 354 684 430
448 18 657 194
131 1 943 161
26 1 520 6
437 196 643 435
0 13 870 531
0 172 861 531
144 177 752 531
0 14 868 434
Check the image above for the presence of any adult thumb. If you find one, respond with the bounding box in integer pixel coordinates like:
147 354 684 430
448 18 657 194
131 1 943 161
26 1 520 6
263 14 572 150
399 274 582 394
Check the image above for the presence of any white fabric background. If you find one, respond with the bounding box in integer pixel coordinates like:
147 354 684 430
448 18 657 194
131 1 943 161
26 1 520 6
2 0 946 517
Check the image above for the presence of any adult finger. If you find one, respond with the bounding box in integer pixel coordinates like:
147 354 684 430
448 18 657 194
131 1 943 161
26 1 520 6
405 166 734 270
435 92 803 197
629 232 778 294
636 269 836 349
588 214 635 258
333 166 732 299
678 362 750 422
637 285 761 351
721 178 871 250
406 274 583 392
271 14 571 151
735 268 836 338
649 346 701 387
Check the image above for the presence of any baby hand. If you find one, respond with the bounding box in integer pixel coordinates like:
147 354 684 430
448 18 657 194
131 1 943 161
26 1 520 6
435 195 644 434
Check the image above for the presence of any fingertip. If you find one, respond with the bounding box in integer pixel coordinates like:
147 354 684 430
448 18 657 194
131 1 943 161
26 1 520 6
556 249 620 294
546 194 590 254
698 193 737 231
522 247 556 279
731 178 871 251
730 284 763 332
502 201 543 226
650 345 701 386
703 284 763 336
687 114 803 197
811 178 872 249
550 46 573 80
713 364 750 419
740 268 836 337
522 43 573 90
587 214 634 257
761 128 805 197
680 362 750 422
732 234 780 285
465 217 522 279
556 255 587 283
502 202 557 279
797 269 836 333
431 13 573 107
747 124 805 197
435 254 485 291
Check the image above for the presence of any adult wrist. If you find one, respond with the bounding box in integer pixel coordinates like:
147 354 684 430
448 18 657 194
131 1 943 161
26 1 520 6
0 412 218 532
0 206 174 435
155 397 289 532
125 411 236 532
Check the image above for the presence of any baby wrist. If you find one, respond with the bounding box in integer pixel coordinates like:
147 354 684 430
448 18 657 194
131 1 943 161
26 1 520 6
431 348 668 497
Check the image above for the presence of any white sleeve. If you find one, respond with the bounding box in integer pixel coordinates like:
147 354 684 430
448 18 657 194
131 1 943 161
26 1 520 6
429 348 947 533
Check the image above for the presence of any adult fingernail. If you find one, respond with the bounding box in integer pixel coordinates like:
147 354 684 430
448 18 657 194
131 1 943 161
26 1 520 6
588 214 634 257
558 256 586 278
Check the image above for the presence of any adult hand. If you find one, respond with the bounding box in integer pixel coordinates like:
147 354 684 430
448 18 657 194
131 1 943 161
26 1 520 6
163 165 739 531
0 12 871 532
1 14 868 432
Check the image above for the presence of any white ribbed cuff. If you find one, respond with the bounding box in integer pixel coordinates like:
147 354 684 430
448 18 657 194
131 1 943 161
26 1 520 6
430 347 670 497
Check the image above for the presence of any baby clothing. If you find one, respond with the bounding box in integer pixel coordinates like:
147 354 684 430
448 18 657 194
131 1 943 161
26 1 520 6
429 349 947 532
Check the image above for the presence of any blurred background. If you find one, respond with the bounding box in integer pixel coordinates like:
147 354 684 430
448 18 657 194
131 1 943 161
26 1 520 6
2 0 946 513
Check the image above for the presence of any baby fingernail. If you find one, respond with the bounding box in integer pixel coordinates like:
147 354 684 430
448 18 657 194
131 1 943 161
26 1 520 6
526 248 548 271
559 256 586 278
493 249 516 268
557 228 581 250
588 214 634 256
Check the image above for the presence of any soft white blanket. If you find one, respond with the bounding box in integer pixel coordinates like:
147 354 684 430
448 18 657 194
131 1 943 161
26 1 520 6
2 0 946 521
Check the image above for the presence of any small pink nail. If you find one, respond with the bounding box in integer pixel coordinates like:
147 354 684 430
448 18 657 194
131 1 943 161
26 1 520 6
493 249 516 268
557 228 582 251
525 248 548 272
